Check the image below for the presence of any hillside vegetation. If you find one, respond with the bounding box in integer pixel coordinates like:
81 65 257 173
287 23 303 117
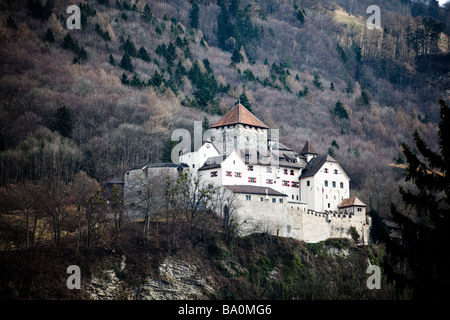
0 0 449 300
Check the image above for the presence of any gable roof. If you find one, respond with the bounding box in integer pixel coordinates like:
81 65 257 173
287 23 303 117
300 154 337 178
300 140 318 155
198 155 227 171
338 197 367 208
224 185 287 197
210 103 269 129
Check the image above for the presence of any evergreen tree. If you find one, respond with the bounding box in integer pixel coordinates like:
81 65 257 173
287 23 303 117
162 140 178 163
296 8 305 24
312 73 323 90
361 90 370 105
330 82 335 91
386 99 450 299
109 53 115 66
237 90 252 114
44 28 55 43
230 47 243 65
345 80 354 96
333 100 348 120
51 106 73 138
138 46 151 62
121 36 137 57
6 15 18 30
142 4 153 23
119 52 133 72
202 116 210 132
217 1 231 49
188 0 199 29
150 70 164 87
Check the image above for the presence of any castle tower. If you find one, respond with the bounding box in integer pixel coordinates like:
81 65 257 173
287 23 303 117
300 140 318 163
209 103 269 155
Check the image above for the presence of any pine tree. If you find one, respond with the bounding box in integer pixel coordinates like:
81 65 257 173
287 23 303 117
333 100 348 120
44 28 55 43
386 99 450 299
119 52 134 72
237 90 252 114
142 4 153 23
109 53 115 66
51 106 73 138
121 36 137 57
230 47 243 65
188 0 199 29
202 116 210 132
312 73 323 90
138 46 151 62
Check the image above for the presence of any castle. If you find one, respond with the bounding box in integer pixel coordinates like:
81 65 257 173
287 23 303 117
124 103 371 244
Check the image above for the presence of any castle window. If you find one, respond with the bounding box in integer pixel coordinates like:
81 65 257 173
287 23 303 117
266 167 272 173
248 165 254 171
290 170 294 175
266 179 273 184
283 169 288 174
334 169 338 174
260 197 264 202
307 181 310 187
332 181 336 188
328 203 330 208
292 181 299 188
235 172 242 178
246 195 251 201
340 182 344 188
272 198 276 203
282 180 290 187
324 180 328 187
279 198 283 203
211 171 218 177
357 208 362 212
226 171 232 177
248 177 256 183
324 168 328 173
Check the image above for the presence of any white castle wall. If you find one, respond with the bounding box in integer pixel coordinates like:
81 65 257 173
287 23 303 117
212 124 268 155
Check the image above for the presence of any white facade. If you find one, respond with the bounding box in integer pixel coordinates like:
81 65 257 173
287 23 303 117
124 103 371 244
299 155 350 213
179 141 220 170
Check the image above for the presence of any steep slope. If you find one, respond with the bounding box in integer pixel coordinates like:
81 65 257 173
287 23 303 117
0 0 448 219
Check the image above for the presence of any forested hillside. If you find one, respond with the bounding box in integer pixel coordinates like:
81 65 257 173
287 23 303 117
0 0 449 246
0 0 449 301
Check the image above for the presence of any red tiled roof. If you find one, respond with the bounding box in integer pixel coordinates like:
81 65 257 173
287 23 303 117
210 103 269 129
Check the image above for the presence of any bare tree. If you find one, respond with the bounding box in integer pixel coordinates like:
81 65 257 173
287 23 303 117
71 171 100 258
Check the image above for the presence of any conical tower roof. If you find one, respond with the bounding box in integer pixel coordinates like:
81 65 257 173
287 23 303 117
300 140 318 155
210 103 269 129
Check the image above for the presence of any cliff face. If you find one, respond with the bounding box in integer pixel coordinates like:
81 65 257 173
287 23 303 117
80 235 396 300
86 256 214 300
